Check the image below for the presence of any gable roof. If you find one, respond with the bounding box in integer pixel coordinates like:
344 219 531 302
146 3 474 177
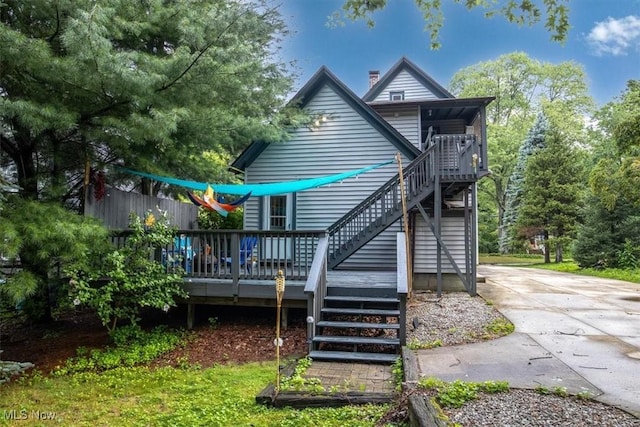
362 57 454 102
231 66 421 172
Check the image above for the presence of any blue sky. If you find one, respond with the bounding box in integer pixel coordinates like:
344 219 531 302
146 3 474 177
279 0 639 107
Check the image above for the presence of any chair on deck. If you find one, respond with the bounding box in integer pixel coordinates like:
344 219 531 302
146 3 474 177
220 236 258 274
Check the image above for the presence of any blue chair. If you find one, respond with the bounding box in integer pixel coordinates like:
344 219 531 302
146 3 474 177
163 235 193 273
221 236 258 274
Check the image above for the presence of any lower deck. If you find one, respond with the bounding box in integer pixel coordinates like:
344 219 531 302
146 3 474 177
182 270 398 308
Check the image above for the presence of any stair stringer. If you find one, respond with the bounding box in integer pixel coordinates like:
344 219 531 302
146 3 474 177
327 146 437 269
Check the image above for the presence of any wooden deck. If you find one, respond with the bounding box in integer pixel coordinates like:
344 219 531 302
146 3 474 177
182 270 397 307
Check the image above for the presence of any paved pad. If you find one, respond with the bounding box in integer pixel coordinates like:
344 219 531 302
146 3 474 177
416 265 640 417
416 332 600 395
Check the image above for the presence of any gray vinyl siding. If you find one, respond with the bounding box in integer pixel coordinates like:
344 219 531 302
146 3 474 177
245 84 410 269
374 105 421 149
413 215 467 273
373 69 438 102
242 169 260 230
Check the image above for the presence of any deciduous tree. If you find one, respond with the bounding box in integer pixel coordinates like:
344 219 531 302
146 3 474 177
338 0 570 49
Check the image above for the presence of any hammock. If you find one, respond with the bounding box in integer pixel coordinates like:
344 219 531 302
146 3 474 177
186 186 251 217
117 159 393 196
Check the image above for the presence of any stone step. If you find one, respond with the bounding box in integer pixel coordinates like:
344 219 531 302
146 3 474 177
312 335 400 346
316 320 399 330
308 350 398 364
324 296 400 304
321 307 400 316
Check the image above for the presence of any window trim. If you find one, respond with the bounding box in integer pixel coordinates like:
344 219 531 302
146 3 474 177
389 91 405 101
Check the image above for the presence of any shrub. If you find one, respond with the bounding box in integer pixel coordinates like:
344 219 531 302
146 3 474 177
67 209 187 332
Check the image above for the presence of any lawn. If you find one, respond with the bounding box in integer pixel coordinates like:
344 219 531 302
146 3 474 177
480 254 640 284
0 363 389 426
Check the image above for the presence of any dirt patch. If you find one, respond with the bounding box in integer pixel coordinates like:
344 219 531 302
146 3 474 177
0 305 307 374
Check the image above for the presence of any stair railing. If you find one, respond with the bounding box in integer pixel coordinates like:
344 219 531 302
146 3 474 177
304 234 329 352
327 143 438 266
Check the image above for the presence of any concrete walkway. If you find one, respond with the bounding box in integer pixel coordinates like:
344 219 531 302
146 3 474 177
416 265 640 417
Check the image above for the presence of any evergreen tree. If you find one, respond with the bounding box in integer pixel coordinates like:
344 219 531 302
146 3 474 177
0 0 301 201
500 112 549 253
516 128 584 263
573 196 640 268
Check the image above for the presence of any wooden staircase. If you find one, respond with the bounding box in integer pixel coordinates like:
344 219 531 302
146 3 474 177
306 135 483 363
309 286 401 363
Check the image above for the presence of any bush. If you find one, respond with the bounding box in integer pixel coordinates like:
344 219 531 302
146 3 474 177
67 209 187 332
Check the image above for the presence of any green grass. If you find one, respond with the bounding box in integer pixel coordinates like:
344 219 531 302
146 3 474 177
0 364 389 426
479 254 544 265
480 254 640 284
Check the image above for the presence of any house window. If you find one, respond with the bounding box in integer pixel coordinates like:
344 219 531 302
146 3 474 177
269 195 287 230
389 91 405 101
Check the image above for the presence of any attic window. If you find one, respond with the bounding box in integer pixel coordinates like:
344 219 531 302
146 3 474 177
390 91 405 101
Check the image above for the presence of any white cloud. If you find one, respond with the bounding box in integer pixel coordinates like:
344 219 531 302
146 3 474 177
586 15 640 56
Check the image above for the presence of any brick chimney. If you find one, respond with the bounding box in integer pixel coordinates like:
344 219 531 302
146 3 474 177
368 70 380 88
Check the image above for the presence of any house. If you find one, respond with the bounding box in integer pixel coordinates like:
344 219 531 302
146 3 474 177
102 57 493 363
232 57 492 294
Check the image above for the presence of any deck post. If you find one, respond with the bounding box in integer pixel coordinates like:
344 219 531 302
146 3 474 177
471 183 478 296
230 232 240 295
187 303 195 330
434 141 442 297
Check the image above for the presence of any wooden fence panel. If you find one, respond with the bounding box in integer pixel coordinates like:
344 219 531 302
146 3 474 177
85 185 199 230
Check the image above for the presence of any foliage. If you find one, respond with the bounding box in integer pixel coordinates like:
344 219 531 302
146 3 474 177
479 254 544 265
391 356 403 391
336 1 570 49
572 82 640 270
53 325 185 375
516 127 584 263
280 356 325 394
67 209 187 332
529 262 640 284
484 318 515 337
418 377 509 408
0 197 110 321
450 53 593 254
2 363 389 426
501 112 549 253
0 0 304 201
197 204 244 230
535 385 568 397
407 338 442 350
590 81 640 208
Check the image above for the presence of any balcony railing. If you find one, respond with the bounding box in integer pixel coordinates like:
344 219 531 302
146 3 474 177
111 229 326 284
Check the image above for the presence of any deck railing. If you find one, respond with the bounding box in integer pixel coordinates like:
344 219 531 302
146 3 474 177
431 134 486 180
304 234 329 351
111 229 326 284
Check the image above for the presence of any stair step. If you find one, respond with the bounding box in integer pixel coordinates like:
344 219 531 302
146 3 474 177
321 307 400 316
313 336 400 346
309 350 398 364
324 296 399 304
317 320 399 329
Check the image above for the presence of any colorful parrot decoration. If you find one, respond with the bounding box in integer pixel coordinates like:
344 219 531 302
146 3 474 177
187 185 251 217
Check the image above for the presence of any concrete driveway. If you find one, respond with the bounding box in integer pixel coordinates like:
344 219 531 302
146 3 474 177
414 265 640 417
477 265 640 416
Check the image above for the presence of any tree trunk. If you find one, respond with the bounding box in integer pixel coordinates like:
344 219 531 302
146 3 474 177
543 230 551 264
555 242 563 263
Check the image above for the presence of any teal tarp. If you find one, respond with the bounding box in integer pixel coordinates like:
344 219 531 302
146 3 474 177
118 160 393 196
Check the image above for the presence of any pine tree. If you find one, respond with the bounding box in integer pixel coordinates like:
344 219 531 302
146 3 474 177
516 128 584 263
500 112 549 253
